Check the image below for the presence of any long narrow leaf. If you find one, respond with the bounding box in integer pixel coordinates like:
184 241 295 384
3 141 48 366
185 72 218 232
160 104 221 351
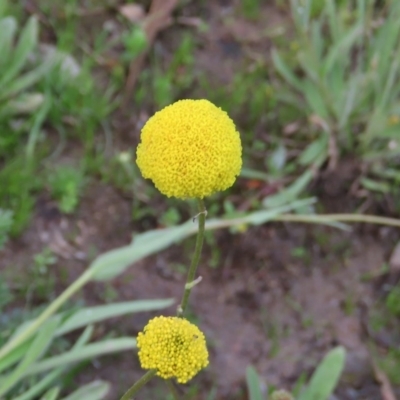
246 366 264 400
298 346 346 400
26 96 51 159
377 58 400 110
60 381 110 400
0 339 32 374
263 170 314 208
272 49 303 91
14 368 65 400
56 299 174 336
0 16 38 87
303 80 329 118
0 0 7 17
23 338 136 377
40 387 60 400
323 24 362 77
0 17 17 69
0 59 53 102
0 316 60 396
325 0 340 42
13 326 94 400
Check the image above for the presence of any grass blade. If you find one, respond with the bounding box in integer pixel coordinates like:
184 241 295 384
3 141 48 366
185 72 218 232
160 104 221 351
13 326 94 400
263 170 314 208
323 24 362 77
56 299 174 336
23 338 136 376
272 49 303 91
40 387 60 400
0 16 17 69
0 316 60 396
60 381 110 400
246 366 264 400
0 59 53 102
298 346 346 400
0 16 38 87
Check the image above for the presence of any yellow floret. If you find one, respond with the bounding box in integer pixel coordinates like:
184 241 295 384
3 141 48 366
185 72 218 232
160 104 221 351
136 99 242 199
136 316 209 383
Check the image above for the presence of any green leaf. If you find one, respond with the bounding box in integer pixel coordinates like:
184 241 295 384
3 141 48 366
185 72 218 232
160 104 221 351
56 299 174 336
14 368 64 400
240 168 269 181
323 24 362 77
13 326 94 400
0 0 8 17
26 95 51 159
23 338 136 377
291 0 311 31
325 0 341 42
338 74 360 130
263 170 314 208
360 178 390 193
89 220 197 280
0 16 17 69
0 16 38 87
0 340 32 374
0 59 53 102
298 346 346 400
271 49 303 92
377 58 400 110
298 50 321 83
0 208 13 249
310 20 324 61
40 387 60 400
60 381 110 400
303 80 329 118
246 366 264 400
370 6 400 85
299 135 329 166
0 316 60 396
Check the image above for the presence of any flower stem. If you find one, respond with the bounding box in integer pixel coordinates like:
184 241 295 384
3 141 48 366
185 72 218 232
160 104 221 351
165 380 182 400
178 198 206 316
120 370 157 400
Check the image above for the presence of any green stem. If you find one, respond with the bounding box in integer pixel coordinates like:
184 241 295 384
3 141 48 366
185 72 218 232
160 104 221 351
178 198 206 316
165 380 182 400
0 269 92 360
120 370 157 400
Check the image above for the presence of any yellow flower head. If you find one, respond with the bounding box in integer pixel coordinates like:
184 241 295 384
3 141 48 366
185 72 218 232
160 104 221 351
137 316 209 383
136 99 242 199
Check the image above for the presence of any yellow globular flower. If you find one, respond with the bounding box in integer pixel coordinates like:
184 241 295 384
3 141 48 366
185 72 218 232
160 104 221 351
136 99 242 199
137 316 209 384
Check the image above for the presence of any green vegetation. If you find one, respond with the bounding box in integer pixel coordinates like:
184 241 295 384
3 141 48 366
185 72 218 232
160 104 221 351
271 0 400 202
1 0 400 398
247 347 346 400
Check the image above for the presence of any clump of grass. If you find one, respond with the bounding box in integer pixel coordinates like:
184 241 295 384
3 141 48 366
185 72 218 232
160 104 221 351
47 165 85 214
271 0 400 199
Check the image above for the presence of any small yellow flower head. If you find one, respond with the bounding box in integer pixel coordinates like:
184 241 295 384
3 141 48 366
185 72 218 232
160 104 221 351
136 99 242 199
137 316 209 383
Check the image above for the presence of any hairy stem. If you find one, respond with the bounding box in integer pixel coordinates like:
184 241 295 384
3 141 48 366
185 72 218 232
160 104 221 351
120 370 157 400
178 198 206 316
